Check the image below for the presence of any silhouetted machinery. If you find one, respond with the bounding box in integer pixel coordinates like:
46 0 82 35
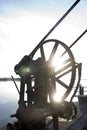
7 0 87 130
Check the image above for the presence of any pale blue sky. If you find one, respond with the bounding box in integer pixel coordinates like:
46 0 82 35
0 0 86 15
0 0 87 81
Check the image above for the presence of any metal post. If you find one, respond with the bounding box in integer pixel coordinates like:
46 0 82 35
79 84 84 95
53 116 59 130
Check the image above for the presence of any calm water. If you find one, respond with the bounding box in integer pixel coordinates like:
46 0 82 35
0 81 19 127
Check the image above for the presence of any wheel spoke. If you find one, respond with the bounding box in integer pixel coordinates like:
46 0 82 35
55 62 72 75
63 58 71 64
40 46 46 60
56 78 69 89
49 41 59 62
56 68 73 79
54 58 73 77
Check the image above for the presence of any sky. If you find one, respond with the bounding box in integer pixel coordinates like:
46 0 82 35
0 0 87 84
0 0 87 124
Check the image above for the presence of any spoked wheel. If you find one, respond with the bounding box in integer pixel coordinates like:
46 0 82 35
32 39 76 101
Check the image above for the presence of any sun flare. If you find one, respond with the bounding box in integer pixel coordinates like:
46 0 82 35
52 56 64 71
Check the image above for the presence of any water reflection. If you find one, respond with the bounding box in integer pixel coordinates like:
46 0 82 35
0 81 19 127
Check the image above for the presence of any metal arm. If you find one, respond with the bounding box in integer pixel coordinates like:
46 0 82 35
29 0 80 58
61 29 87 56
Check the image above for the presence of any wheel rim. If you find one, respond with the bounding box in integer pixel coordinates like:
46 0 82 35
32 39 76 101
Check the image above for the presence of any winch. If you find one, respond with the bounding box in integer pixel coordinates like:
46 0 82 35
6 0 86 130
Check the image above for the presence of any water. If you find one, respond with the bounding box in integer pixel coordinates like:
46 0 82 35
0 81 19 127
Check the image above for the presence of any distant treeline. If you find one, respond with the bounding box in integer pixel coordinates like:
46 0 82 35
0 78 20 81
